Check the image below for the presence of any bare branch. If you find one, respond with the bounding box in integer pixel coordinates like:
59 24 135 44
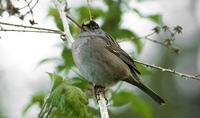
145 37 166 47
137 30 181 54
0 29 60 34
65 14 82 29
20 0 40 22
0 21 62 34
98 92 109 118
53 0 74 47
134 59 200 80
138 31 169 48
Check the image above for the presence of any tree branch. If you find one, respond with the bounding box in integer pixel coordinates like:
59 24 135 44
0 21 199 81
134 59 200 80
137 30 181 54
0 21 62 34
53 0 74 47
98 92 109 118
0 29 60 34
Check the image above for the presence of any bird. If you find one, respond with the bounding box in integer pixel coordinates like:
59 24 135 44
72 20 165 105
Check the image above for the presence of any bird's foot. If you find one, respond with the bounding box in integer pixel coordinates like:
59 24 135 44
93 85 108 104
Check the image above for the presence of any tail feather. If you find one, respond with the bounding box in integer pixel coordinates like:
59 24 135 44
137 83 165 105
126 78 165 105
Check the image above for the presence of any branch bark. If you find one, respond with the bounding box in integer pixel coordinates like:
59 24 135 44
98 92 109 118
0 21 62 34
53 0 74 47
134 59 200 80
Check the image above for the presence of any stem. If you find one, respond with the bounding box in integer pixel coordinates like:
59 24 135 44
98 92 109 118
65 14 82 29
53 0 74 47
0 21 63 34
134 59 200 80
0 29 60 34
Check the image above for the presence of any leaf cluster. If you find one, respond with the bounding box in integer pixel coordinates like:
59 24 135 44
24 73 92 118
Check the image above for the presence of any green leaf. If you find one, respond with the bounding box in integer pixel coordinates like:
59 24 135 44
37 57 61 66
131 36 143 53
0 114 7 118
147 14 161 24
71 77 91 91
112 90 152 118
48 8 64 31
46 83 92 118
102 0 122 34
117 29 135 39
61 46 74 71
56 65 66 72
76 6 90 22
115 29 143 53
76 6 106 23
135 64 152 75
47 73 64 92
23 92 45 115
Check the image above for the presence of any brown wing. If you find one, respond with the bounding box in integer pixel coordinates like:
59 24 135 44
98 33 141 78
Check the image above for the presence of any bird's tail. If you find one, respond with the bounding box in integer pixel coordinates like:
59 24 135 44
137 82 165 105
126 78 165 105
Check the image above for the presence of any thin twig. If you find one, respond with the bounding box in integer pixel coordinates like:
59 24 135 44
19 0 33 10
53 0 74 47
24 0 34 15
138 31 167 47
87 0 92 20
0 29 60 34
134 59 200 80
136 31 180 54
21 0 39 19
46 106 53 118
38 102 47 118
145 37 166 46
0 21 62 34
65 14 82 29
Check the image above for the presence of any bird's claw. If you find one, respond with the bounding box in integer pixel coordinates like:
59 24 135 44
93 85 108 104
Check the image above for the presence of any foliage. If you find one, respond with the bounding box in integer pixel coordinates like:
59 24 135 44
112 91 152 118
0 103 7 118
0 115 7 118
0 111 7 118
43 73 91 118
23 92 45 115
48 8 64 31
24 73 92 118
0 0 38 25
25 0 168 118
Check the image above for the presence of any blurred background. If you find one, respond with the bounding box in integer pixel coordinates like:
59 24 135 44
0 0 200 118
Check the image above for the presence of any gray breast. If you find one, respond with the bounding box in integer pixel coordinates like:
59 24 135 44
72 33 130 86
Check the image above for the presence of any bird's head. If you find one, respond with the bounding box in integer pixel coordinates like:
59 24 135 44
81 20 100 31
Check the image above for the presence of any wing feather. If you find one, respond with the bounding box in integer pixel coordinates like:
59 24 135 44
98 33 141 78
